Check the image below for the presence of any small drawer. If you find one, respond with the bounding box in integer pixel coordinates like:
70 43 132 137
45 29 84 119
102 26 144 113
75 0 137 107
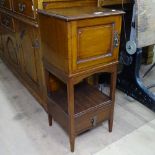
0 0 12 10
12 0 36 19
1 14 15 32
75 106 111 134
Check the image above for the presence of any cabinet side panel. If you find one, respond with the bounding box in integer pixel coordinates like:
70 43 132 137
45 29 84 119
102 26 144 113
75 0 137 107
39 14 69 73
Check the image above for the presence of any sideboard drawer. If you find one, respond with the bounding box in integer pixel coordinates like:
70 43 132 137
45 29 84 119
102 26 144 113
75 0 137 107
12 0 36 19
0 0 12 10
1 14 15 32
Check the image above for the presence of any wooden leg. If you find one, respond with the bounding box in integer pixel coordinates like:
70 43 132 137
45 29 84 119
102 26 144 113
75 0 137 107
48 114 52 126
67 79 75 152
109 68 117 132
110 69 117 102
108 116 113 132
45 69 53 126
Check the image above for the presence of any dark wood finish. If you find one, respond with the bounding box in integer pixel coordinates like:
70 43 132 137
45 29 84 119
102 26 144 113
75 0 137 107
0 0 46 109
15 20 43 95
0 0 132 152
43 0 97 10
39 7 123 75
43 0 130 10
48 114 52 126
12 0 36 19
0 16 20 71
0 0 12 10
98 0 130 6
48 82 112 133
39 6 123 152
0 0 129 113
1 13 15 32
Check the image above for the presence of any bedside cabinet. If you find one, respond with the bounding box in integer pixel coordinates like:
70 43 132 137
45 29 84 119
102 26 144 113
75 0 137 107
38 6 124 152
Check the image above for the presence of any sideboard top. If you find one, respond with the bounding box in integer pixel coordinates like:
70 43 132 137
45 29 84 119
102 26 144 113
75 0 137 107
38 6 124 21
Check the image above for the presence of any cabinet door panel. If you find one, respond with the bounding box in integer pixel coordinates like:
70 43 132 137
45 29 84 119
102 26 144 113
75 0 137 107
77 24 113 61
71 16 122 72
6 34 18 64
16 21 42 93
3 29 20 70
20 27 38 82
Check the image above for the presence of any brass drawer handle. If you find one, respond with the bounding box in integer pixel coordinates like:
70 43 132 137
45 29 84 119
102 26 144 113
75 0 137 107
114 32 119 48
18 3 26 13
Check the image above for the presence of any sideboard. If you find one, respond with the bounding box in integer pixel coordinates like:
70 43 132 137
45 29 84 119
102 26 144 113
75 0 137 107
0 0 47 109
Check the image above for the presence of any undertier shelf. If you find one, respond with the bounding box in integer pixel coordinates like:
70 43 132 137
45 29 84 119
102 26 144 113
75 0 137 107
48 83 112 117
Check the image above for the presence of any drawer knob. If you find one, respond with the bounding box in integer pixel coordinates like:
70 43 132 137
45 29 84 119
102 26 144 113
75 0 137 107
114 32 119 48
20 29 26 39
18 3 26 13
91 116 97 127
32 40 40 49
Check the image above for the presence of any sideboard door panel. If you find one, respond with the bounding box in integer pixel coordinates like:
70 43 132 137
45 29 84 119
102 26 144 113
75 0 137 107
21 27 38 83
3 29 20 70
16 21 42 94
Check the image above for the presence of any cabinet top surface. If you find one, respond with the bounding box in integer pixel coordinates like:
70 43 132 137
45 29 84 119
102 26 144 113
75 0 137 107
38 6 124 21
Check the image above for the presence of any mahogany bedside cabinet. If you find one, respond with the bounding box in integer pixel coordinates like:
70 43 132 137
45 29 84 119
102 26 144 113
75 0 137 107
38 7 124 152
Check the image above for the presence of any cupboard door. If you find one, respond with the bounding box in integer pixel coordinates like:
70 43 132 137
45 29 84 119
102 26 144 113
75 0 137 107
3 28 20 70
71 15 122 72
16 21 42 94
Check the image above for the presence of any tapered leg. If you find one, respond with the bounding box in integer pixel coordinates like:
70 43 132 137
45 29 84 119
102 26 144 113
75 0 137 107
48 114 52 126
108 117 113 132
67 79 75 152
109 68 117 132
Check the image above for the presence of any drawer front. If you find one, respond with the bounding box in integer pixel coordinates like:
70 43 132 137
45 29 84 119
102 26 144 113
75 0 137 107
75 106 111 134
0 0 12 10
98 0 130 6
1 14 15 32
43 0 97 10
12 0 35 19
71 15 122 72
